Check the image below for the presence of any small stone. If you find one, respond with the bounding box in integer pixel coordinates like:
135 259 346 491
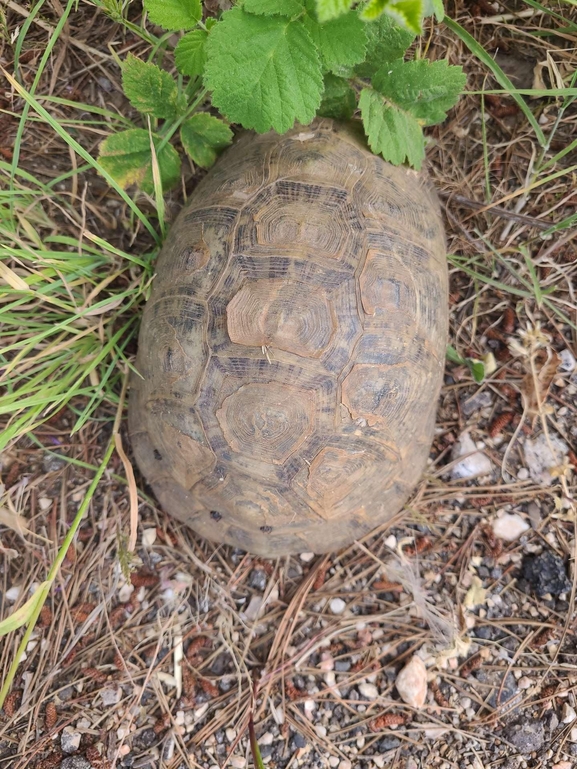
142 528 157 547
504 719 545 753
461 390 492 416
330 598 346 615
339 761 352 769
248 569 267 592
39 497 52 511
518 677 533 690
373 757 385 769
553 762 573 769
379 737 400 752
523 550 571 597
395 655 427 709
492 513 530 542
5 586 22 602
260 732 274 746
571 727 577 743
60 759 92 769
358 683 379 700
335 660 351 672
315 725 327 738
460 697 472 709
300 552 315 562
194 703 209 719
451 432 492 479
320 653 334 671
230 758 246 769
527 502 541 529
226 728 236 742
384 535 397 550
329 757 340 768
100 687 121 706
524 433 568 486
563 704 577 724
560 349 576 371
292 732 307 749
517 467 529 480
61 726 81 754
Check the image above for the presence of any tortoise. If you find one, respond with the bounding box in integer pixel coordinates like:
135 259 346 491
128 118 448 556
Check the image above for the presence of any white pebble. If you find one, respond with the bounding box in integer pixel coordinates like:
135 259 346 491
39 497 52 511
329 758 339 768
395 655 428 709
451 432 492 479
315 725 327 738
492 513 530 542
330 598 346 615
560 349 576 371
373 757 385 769
142 528 157 547
384 535 397 550
61 726 81 753
99 687 121 706
300 552 315 562
339 761 352 769
320 652 334 671
304 699 316 712
230 757 246 769
518 677 533 690
562 703 577 723
516 467 529 480
358 683 379 700
260 732 274 746
194 703 209 720
5 585 22 602
226 728 236 742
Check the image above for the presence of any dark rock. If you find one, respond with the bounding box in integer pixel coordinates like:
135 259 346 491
475 670 520 711
133 728 157 750
259 745 274 759
60 758 93 769
522 551 571 597
120 757 134 768
43 452 67 472
291 732 307 749
248 569 268 591
378 737 401 752
211 653 230 675
504 719 545 754
334 660 351 673
544 711 559 732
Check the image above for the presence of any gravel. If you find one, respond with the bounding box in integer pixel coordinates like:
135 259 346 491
522 550 571 597
504 719 545 753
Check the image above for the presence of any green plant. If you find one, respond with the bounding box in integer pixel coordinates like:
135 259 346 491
97 0 466 192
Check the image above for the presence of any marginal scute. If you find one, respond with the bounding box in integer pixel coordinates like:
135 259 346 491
128 118 448 556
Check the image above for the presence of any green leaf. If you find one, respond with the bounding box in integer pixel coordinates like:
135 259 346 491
0 582 50 638
180 113 233 168
423 0 444 20
315 0 353 22
122 54 178 119
355 13 414 77
318 73 356 119
243 0 305 15
175 29 207 77
360 0 424 35
143 0 202 30
99 128 181 193
205 8 323 133
446 345 485 382
359 86 424 167
373 59 466 125
303 1 366 72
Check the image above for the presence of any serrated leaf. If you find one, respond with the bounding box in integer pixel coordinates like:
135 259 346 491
143 0 201 30
318 73 356 119
98 129 181 193
122 55 178 119
355 14 414 77
175 29 207 77
205 8 323 133
360 0 424 34
359 86 424 167
315 0 353 21
243 0 305 15
180 113 233 168
373 59 466 125
303 0 366 72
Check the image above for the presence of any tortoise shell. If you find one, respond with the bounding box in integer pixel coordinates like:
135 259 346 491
128 119 448 556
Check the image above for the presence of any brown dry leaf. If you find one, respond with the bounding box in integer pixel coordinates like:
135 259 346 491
0 505 30 535
521 350 560 421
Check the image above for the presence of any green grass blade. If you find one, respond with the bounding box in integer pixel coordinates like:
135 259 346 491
444 17 546 146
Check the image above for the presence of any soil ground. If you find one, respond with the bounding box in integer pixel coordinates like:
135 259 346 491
0 2 576 769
